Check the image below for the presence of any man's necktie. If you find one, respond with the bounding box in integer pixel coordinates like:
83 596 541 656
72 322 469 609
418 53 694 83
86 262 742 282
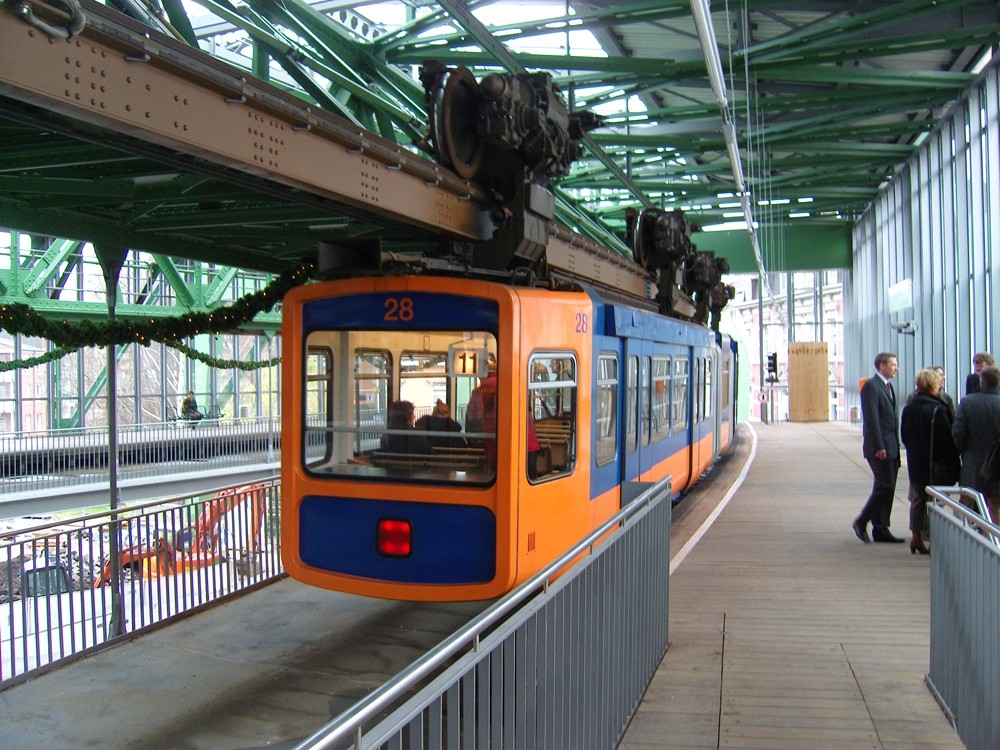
887 380 895 404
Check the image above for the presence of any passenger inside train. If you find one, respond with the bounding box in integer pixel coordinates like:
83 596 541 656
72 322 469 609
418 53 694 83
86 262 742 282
379 400 433 455
414 400 466 449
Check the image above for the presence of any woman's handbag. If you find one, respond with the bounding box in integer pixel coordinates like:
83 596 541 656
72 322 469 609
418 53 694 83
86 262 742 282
979 437 1000 481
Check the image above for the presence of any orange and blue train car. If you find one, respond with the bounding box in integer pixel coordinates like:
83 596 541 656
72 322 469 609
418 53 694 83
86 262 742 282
280 275 737 601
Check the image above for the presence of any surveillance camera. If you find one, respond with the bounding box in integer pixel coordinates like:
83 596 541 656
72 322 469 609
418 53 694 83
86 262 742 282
890 321 917 334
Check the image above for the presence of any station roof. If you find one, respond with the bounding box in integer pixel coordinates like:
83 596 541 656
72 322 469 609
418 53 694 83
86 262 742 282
0 0 997 276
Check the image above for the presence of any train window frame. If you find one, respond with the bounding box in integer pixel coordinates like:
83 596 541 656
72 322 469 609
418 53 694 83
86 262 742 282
651 355 671 443
704 356 714 420
301 326 497 485
595 353 619 466
640 356 651 448
672 357 689 434
355 348 393 455
304 347 334 468
626 356 638 453
528 352 578 482
721 354 731 411
695 358 702 423
399 350 449 416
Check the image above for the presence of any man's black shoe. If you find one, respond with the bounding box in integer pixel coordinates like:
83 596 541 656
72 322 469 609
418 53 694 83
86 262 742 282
872 527 905 543
852 519 870 543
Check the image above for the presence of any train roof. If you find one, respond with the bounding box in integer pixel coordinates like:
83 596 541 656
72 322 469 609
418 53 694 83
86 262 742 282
596 296 716 346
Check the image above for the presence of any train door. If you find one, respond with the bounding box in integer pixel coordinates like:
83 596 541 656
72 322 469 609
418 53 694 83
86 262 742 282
690 353 706 478
690 350 715 477
622 338 654 481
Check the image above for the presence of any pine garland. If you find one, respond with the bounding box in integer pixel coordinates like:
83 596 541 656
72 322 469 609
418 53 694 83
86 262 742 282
0 263 311 371
0 346 78 372
167 342 281 370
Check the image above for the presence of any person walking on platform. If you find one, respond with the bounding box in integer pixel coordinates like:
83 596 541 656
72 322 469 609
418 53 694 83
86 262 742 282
853 352 905 543
952 365 1000 523
964 351 994 395
901 369 960 554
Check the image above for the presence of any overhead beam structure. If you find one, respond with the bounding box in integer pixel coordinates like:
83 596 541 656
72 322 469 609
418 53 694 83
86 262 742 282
0 0 656 299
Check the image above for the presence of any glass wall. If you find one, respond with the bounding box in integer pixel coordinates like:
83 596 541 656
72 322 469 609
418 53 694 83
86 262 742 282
849 60 1000 408
0 240 282 432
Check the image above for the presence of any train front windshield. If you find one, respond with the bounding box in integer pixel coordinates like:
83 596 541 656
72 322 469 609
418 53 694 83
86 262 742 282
302 328 498 484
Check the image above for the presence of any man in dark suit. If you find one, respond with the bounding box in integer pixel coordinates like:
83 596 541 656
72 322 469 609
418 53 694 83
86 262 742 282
854 352 905 543
964 351 994 395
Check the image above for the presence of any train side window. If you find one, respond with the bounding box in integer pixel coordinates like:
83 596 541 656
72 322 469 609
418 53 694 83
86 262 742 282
640 356 651 447
672 358 689 433
705 356 714 420
305 348 333 467
529 352 577 480
651 356 670 443
626 356 638 453
595 354 618 466
721 354 731 410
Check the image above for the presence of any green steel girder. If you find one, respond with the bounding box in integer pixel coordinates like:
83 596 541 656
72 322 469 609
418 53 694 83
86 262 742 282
205 266 239 306
0 199 306 274
744 0 982 63
153 255 197 308
756 65 974 90
387 49 707 85
21 238 82 297
383 0 704 56
249 0 426 108
745 24 1000 70
241 0 427 140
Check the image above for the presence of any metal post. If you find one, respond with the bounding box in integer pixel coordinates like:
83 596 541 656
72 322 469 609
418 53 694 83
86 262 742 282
97 244 127 638
758 274 767 424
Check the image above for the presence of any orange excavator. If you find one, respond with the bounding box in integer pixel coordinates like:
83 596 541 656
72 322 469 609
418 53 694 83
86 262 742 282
94 484 266 587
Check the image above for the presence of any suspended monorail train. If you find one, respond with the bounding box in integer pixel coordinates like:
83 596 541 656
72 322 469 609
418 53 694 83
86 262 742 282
280 274 737 601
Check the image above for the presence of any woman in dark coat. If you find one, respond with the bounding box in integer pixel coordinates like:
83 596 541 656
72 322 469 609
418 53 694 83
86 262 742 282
900 368 960 554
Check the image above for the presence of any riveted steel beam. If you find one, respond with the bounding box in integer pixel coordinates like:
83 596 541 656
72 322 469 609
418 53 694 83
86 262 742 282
0 0 493 244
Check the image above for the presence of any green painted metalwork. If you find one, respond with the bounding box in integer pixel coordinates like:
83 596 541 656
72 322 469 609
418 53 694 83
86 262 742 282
0 0 995 289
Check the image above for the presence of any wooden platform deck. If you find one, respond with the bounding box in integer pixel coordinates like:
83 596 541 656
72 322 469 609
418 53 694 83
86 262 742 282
620 421 963 750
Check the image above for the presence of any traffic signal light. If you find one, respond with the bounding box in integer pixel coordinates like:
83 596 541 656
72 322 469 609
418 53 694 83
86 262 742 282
766 352 778 376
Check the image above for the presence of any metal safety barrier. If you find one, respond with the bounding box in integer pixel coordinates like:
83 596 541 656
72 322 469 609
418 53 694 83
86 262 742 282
0 417 281 500
294 476 672 750
0 477 282 688
925 486 1000 750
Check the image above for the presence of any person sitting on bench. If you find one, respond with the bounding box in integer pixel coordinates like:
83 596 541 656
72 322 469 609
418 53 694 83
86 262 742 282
381 400 433 455
414 400 467 449
181 390 203 421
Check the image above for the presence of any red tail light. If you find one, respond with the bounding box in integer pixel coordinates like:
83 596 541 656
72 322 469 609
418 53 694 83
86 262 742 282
377 519 412 557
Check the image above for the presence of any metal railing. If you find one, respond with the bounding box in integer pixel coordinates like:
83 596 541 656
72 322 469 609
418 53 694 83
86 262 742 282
0 477 282 688
294 476 672 750
0 417 281 499
925 486 1000 749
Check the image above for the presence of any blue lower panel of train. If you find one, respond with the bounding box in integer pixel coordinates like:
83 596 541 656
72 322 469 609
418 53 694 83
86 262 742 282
298 496 496 584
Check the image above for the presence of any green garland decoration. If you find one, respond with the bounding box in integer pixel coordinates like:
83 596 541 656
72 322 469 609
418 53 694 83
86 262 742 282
0 263 312 350
0 346 79 372
167 341 281 370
